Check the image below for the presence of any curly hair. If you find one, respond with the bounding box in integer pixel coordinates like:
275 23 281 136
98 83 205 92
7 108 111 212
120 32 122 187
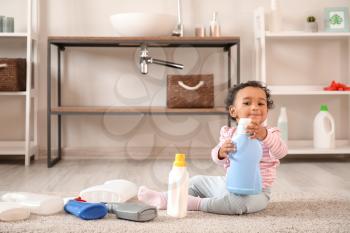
225 81 274 122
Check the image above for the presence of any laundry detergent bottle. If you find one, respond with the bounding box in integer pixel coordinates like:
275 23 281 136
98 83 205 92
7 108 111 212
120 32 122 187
313 104 335 149
226 118 263 195
167 153 189 218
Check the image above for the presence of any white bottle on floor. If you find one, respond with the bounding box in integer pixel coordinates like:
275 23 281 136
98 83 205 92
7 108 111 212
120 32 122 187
277 106 288 143
1 192 64 215
313 105 335 149
167 153 189 218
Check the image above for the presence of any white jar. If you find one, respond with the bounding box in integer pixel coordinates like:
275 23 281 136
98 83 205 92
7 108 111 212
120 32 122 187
313 105 335 149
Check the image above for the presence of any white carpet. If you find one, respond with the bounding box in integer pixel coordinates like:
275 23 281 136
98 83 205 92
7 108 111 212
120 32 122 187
1 191 349 233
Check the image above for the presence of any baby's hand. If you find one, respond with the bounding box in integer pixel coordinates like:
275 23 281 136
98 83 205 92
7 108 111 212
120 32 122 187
246 120 267 141
218 139 236 160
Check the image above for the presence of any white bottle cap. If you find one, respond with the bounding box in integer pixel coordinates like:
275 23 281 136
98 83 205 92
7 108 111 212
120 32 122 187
239 118 251 128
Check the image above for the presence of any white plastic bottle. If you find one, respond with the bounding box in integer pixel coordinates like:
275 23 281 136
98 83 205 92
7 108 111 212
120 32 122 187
277 106 288 143
209 11 221 36
313 105 335 149
269 0 282 32
79 179 138 203
1 192 64 215
167 153 189 218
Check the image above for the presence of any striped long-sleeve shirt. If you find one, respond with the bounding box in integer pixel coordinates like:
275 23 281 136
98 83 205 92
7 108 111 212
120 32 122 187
211 126 288 189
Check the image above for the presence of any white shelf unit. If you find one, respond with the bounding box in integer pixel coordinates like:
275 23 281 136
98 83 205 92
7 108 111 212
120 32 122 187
254 7 350 156
0 0 39 165
0 32 38 40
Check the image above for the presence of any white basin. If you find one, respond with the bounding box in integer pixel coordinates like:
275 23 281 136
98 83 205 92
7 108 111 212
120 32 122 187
110 13 177 36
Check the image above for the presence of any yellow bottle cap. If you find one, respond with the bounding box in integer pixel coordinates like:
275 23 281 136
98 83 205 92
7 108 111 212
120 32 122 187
173 153 186 167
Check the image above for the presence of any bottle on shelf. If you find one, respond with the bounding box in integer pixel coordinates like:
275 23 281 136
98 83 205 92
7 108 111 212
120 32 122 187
226 118 263 195
167 153 189 218
313 105 335 149
209 11 221 36
269 0 282 32
277 106 288 143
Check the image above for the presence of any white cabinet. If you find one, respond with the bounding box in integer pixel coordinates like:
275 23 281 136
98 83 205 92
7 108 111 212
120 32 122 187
254 7 350 156
0 0 39 165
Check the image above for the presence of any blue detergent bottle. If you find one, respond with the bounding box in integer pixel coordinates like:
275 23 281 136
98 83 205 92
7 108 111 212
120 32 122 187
226 118 263 195
64 199 108 220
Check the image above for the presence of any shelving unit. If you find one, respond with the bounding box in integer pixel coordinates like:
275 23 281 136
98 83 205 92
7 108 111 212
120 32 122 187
47 36 240 167
0 0 39 166
254 7 350 156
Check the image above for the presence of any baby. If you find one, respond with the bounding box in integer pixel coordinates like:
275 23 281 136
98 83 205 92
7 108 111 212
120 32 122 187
138 80 288 215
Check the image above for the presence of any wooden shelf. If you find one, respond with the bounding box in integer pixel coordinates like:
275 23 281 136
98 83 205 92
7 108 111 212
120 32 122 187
269 85 350 95
51 106 227 114
287 140 350 155
48 36 240 47
0 141 37 156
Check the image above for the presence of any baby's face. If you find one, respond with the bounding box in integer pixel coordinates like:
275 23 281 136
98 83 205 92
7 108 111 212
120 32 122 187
229 86 268 124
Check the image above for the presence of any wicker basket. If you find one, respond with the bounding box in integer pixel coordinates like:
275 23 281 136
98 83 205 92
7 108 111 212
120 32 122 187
167 74 214 108
0 58 26 91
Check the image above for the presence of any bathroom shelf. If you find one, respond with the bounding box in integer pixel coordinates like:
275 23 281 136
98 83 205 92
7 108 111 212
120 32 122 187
48 36 240 47
51 106 227 115
0 32 38 40
254 7 350 157
47 36 240 167
0 90 37 97
0 33 27 38
0 0 39 166
0 141 37 156
287 140 350 155
269 85 350 95
265 31 350 38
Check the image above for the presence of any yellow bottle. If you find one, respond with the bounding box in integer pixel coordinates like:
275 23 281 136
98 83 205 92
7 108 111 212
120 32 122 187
167 154 189 218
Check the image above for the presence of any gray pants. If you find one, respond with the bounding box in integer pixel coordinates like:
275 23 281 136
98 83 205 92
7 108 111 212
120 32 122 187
189 175 271 215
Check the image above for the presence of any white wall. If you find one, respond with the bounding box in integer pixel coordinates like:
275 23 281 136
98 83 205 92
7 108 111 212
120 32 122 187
1 0 349 158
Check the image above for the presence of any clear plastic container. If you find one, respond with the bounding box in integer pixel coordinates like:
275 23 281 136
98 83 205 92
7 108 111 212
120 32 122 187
0 202 30 221
209 11 220 36
1 192 63 215
79 179 138 203
167 153 189 218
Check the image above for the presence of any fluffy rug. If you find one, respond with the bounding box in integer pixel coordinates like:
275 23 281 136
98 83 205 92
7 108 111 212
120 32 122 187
1 191 349 233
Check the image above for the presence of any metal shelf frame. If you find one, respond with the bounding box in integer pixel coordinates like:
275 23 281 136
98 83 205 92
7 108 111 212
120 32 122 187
47 36 240 167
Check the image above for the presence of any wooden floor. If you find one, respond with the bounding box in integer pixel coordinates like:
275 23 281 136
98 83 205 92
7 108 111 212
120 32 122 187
0 157 349 197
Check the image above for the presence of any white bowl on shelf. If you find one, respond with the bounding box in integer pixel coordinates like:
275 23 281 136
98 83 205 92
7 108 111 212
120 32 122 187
110 12 177 36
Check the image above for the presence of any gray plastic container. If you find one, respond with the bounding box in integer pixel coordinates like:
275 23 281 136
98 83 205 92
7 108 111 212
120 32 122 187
106 202 157 222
